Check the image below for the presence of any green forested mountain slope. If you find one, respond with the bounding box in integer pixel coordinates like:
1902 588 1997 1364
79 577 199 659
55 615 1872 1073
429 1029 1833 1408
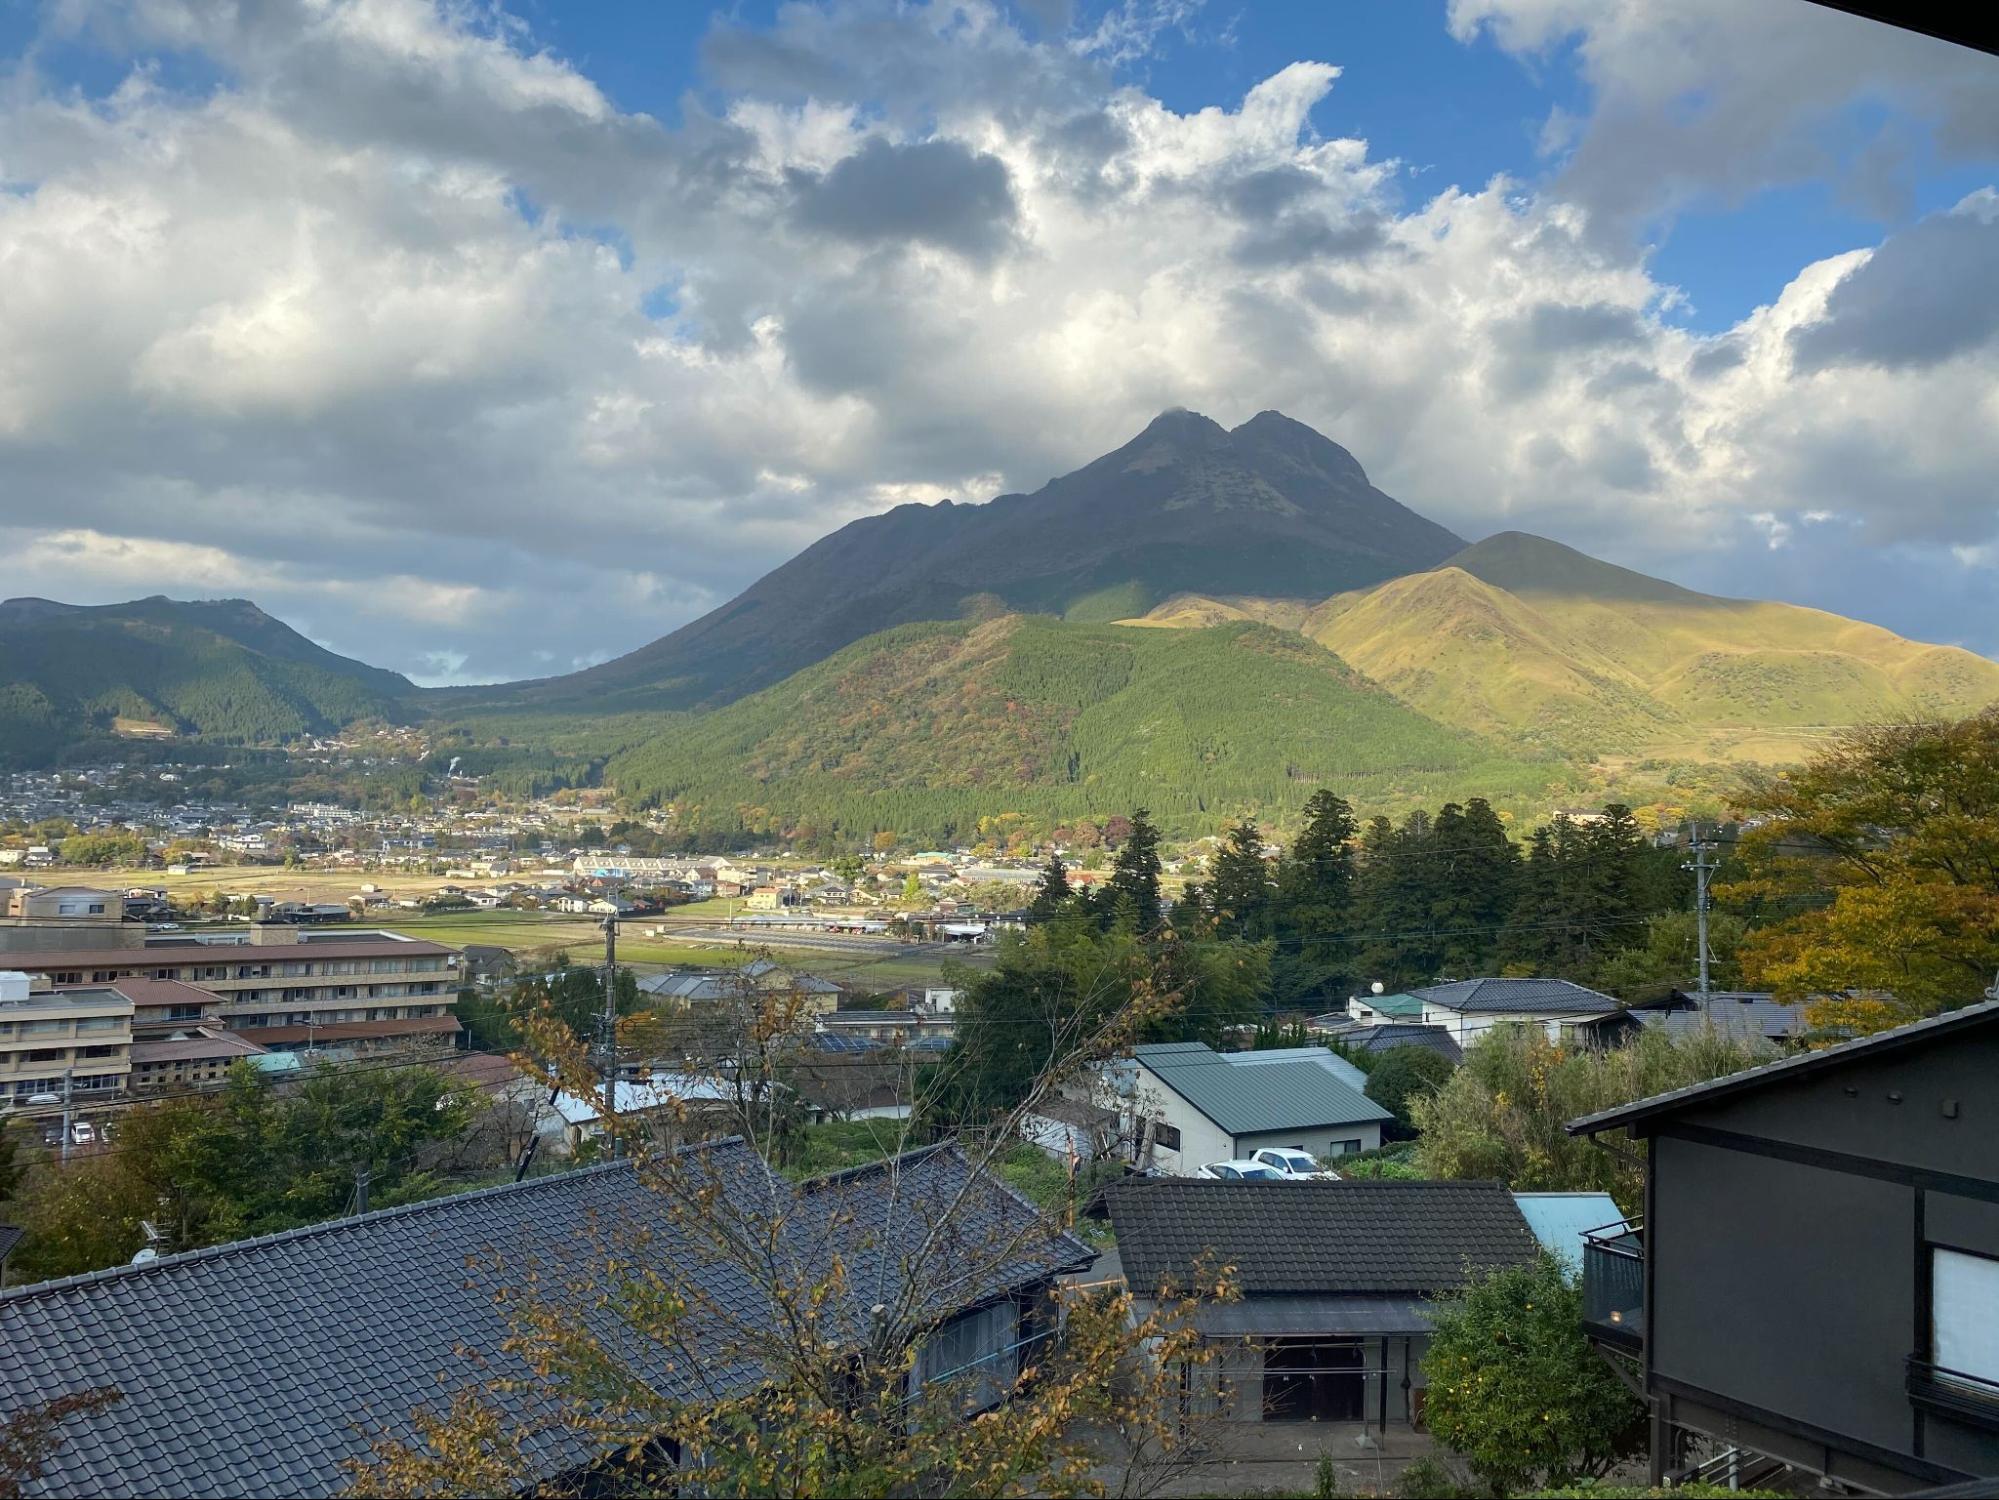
601 615 1560 841
0 596 413 760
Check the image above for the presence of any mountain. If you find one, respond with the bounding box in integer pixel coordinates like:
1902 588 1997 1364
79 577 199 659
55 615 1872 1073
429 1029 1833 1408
461 409 1463 714
0 596 414 759
1132 532 1999 757
601 614 1557 839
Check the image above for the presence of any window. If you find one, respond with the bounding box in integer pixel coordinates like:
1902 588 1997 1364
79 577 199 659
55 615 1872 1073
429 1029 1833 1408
1153 1122 1182 1152
1332 1138 1364 1156
1934 1248 1999 1386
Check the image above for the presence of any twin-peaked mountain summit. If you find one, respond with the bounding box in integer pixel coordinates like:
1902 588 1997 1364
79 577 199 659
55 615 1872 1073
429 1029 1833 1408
4 410 1997 828
484 408 1467 715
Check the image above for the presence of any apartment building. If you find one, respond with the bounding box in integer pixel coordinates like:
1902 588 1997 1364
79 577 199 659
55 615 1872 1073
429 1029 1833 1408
103 977 270 1091
0 970 133 1111
2 927 461 1054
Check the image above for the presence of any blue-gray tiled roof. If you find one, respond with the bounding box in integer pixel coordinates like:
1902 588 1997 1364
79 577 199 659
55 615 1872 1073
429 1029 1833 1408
1409 977 1621 1016
0 1141 1090 1500
1107 1179 1538 1296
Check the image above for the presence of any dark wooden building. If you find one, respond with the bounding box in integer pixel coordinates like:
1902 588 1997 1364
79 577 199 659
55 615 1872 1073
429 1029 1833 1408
1570 998 1999 1494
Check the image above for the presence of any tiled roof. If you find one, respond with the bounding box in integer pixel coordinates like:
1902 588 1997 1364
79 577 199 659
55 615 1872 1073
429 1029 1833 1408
1570 997 1999 1137
1106 1179 1539 1296
129 1030 267 1065
1132 1043 1390 1135
1637 991 1812 1043
1328 1024 1464 1065
1409 977 1621 1016
0 1141 1090 1500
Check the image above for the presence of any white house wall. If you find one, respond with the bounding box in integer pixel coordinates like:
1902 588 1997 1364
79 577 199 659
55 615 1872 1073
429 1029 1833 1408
1234 1123 1382 1162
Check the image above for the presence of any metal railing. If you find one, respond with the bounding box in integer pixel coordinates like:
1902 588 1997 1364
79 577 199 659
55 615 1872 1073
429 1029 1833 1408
1581 1218 1644 1348
1908 1355 1999 1430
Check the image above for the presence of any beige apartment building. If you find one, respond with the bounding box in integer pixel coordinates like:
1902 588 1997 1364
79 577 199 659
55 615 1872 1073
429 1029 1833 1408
2 926 461 1053
0 970 133 1111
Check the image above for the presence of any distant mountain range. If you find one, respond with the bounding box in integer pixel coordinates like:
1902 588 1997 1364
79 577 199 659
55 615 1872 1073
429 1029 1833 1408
7 411 1998 835
0 596 413 760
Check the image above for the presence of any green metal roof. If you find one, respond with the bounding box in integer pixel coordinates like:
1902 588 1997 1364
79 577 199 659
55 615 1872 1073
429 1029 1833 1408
1134 1042 1392 1136
1369 992 1425 1018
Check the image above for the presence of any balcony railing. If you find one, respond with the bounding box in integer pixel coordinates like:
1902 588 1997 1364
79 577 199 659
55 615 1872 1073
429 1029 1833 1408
1908 1357 1999 1431
1581 1219 1644 1349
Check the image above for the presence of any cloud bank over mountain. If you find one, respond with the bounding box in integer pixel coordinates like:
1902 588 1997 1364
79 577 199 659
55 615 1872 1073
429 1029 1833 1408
0 0 1993 681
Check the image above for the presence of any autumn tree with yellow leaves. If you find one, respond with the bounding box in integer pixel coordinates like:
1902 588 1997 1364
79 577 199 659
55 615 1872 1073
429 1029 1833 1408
1723 709 1999 1035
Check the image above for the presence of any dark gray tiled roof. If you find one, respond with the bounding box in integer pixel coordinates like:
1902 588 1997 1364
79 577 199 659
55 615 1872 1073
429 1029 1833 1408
1107 1179 1538 1296
1569 997 1999 1137
1133 1043 1391 1135
1636 992 1811 1043
1410 977 1621 1016
1329 1024 1464 1065
0 1141 1088 1500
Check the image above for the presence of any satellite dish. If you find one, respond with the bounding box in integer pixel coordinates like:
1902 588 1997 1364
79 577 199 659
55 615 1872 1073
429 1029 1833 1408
1371 981 1385 995
131 1247 159 1265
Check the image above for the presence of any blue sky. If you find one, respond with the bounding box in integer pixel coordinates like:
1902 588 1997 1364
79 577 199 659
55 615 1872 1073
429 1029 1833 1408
0 0 1994 678
487 0 1974 331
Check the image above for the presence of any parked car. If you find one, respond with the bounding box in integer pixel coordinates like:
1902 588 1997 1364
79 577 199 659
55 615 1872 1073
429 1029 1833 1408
1250 1147 1341 1180
1197 1160 1286 1181
70 1121 96 1146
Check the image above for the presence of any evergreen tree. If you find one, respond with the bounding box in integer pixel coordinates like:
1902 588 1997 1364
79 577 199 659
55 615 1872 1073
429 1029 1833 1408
1502 823 1566 973
1025 852 1072 924
1208 819 1274 941
1272 790 1359 1008
1103 808 1163 933
1430 797 1521 976
1352 810 1443 985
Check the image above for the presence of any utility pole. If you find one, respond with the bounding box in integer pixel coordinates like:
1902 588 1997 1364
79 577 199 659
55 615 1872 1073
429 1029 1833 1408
1684 836 1717 998
353 1163 371 1214
599 911 619 1159
58 1068 73 1167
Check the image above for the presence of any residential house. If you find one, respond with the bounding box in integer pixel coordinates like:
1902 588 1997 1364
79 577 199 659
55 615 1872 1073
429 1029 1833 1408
0 1140 1093 1498
1344 990 1426 1026
1569 998 1999 1494
1409 977 1623 1045
815 1009 955 1046
1021 1094 1123 1164
1316 1022 1464 1066
639 960 844 1016
1102 1179 1540 1424
1636 989 1815 1046
458 944 519 986
1121 1041 1392 1174
548 1076 741 1153
0 885 124 922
